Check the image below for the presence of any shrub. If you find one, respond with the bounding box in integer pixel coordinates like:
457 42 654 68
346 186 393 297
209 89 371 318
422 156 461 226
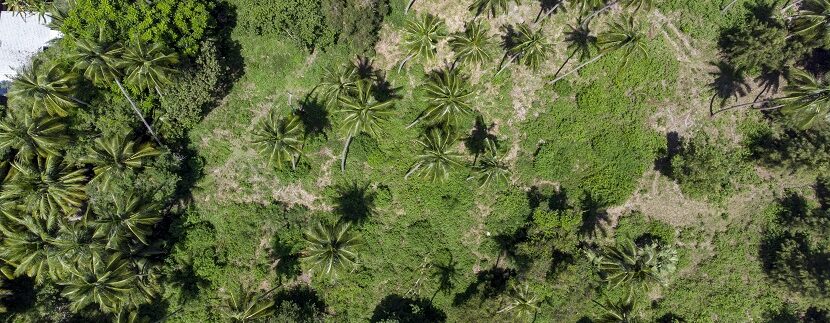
323 0 390 54
742 117 830 172
671 132 756 203
235 0 336 50
615 212 676 245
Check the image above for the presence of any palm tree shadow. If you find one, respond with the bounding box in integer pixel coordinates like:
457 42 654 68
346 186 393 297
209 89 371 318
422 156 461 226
430 251 461 300
353 55 402 102
452 266 515 306
371 294 447 322
707 61 750 115
297 95 330 139
578 193 611 239
535 0 566 22
270 235 302 284
334 182 377 224
464 115 499 162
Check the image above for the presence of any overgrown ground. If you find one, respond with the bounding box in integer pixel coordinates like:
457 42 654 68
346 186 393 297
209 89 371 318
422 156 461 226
169 0 828 321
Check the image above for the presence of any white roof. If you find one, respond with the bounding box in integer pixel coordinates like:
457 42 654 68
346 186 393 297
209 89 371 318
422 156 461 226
0 12 62 82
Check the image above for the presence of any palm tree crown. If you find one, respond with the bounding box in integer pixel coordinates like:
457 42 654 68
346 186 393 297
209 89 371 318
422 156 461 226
119 42 179 96
93 194 162 249
414 67 476 128
69 37 123 85
0 112 69 159
401 14 447 70
1 157 87 217
776 69 830 129
598 16 647 61
791 0 830 45
497 283 541 319
587 241 678 291
0 215 60 284
8 61 79 117
60 253 134 313
509 23 551 70
449 19 494 66
80 134 161 190
406 129 463 182
218 287 276 322
251 111 305 169
469 0 522 17
303 221 361 277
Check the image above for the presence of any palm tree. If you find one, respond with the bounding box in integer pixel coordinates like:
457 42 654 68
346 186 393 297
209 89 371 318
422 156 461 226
1 157 87 217
399 14 447 72
218 286 275 322
53 219 103 279
8 61 83 117
449 20 494 67
302 221 361 277
790 0 830 44
80 133 160 190
0 112 70 159
587 241 678 291
69 37 162 145
498 23 551 73
93 194 162 249
497 283 541 320
315 64 359 106
469 154 511 187
0 215 61 284
60 253 135 313
553 22 598 79
406 129 463 182
409 67 476 128
469 0 522 17
593 296 641 323
336 79 394 171
550 15 647 84
119 42 179 97
252 111 305 170
776 68 830 129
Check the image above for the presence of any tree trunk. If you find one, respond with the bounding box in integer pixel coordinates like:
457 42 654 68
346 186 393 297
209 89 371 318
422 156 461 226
548 53 604 84
584 0 619 25
552 50 577 81
405 0 417 13
494 53 516 76
781 0 803 13
721 0 739 13
69 95 90 107
398 53 415 73
340 135 353 172
114 78 163 146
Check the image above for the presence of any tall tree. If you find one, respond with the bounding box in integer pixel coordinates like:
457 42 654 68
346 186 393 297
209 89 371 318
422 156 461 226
499 23 551 73
69 37 162 145
405 129 463 182
586 241 678 291
93 194 162 249
550 15 647 84
497 283 541 320
469 154 511 187
80 133 161 190
776 68 830 129
409 67 476 128
315 64 359 106
8 61 83 117
1 157 87 218
303 221 361 277
60 253 135 313
400 14 447 72
119 42 179 97
0 112 69 159
0 215 60 284
790 0 830 46
469 0 522 17
336 79 394 171
449 19 494 67
593 296 641 323
218 286 276 323
252 111 305 170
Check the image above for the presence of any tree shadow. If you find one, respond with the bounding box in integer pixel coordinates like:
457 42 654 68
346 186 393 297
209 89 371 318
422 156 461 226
370 294 447 322
464 115 499 163
430 251 462 300
352 55 401 103
801 48 830 78
297 95 330 139
816 176 830 210
452 267 515 306
273 285 327 321
654 131 681 177
270 235 302 284
535 0 567 22
213 1 245 87
333 182 377 224
578 193 611 239
707 61 750 113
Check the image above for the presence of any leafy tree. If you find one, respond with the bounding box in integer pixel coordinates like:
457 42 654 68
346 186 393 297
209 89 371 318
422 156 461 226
119 42 179 97
93 194 162 249
586 241 678 291
776 68 830 129
551 15 647 83
405 129 463 182
399 14 447 72
336 79 394 171
449 19 494 67
218 286 276 322
469 0 522 17
791 0 830 47
670 132 755 202
69 36 162 145
302 221 360 277
2 157 87 217
497 283 541 320
8 61 83 117
80 133 161 190
409 67 476 128
252 112 305 170
0 112 69 159
60 253 134 313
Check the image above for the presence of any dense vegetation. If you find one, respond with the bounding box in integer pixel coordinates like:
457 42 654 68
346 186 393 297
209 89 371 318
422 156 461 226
0 0 828 321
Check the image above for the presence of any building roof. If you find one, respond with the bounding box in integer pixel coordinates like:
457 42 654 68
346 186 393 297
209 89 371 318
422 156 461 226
0 12 62 82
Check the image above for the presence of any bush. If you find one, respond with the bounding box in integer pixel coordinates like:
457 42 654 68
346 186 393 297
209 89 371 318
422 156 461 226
323 0 390 54
615 212 676 245
235 0 336 50
671 132 756 202
742 117 830 172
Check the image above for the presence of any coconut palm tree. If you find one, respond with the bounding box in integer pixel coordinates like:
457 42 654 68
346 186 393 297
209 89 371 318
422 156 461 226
336 79 394 171
315 64 359 106
553 22 598 79
252 111 305 170
218 286 275 322
409 67 476 128
406 129 463 182
498 23 551 73
550 15 647 84
449 20 494 67
80 133 160 190
469 154 511 187
60 253 135 313
93 194 162 249
399 14 447 72
790 0 830 45
469 0 522 17
69 37 162 145
52 219 103 279
1 157 87 217
120 42 179 97
0 215 61 284
8 61 83 117
776 68 830 129
587 241 678 291
497 283 541 320
303 221 361 277
0 112 69 159
593 296 641 323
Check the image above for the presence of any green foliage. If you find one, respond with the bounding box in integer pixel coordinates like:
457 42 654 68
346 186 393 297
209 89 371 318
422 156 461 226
414 67 476 128
614 212 676 245
401 14 447 66
449 19 494 67
322 0 390 54
302 221 361 277
252 111 305 170
235 0 335 51
587 241 678 291
508 23 551 70
670 132 756 203
0 112 69 158
405 129 463 182
469 0 521 17
8 61 79 117
791 0 830 48
2 157 86 217
529 208 582 253
776 69 830 129
217 286 275 322
742 116 830 171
